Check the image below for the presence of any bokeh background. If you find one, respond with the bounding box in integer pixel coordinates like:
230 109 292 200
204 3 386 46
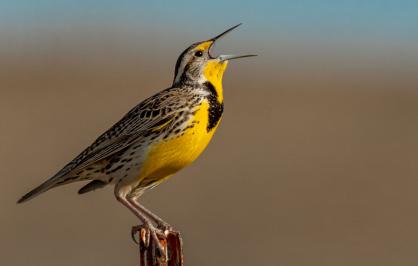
2 1 418 265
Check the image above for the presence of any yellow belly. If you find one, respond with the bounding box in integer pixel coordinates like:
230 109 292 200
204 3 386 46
138 100 220 183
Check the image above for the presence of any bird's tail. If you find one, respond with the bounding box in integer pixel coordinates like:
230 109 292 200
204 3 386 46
17 178 58 204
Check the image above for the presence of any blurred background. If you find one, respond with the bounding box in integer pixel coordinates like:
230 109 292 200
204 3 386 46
1 1 418 265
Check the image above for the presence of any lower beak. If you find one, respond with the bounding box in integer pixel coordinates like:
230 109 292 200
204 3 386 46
218 54 257 62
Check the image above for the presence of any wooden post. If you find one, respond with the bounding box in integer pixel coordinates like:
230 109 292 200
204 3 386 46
137 226 184 266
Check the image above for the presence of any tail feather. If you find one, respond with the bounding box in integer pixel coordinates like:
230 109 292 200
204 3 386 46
17 178 58 204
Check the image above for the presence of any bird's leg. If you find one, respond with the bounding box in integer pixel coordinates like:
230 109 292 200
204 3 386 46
129 195 173 234
115 195 152 244
115 194 166 259
126 196 168 260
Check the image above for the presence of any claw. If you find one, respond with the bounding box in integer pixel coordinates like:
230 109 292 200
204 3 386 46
131 225 141 245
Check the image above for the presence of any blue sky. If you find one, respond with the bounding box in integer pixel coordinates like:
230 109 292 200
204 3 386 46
1 0 417 42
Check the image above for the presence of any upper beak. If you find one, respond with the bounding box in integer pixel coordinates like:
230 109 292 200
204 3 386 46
207 23 257 61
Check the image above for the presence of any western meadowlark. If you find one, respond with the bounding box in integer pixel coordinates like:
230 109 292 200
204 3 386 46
17 24 255 257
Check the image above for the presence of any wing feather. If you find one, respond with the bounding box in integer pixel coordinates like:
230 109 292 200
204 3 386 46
50 89 187 180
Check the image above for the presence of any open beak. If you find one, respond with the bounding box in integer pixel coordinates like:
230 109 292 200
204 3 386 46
207 23 257 61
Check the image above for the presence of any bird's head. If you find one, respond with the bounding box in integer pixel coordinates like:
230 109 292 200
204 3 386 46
172 24 256 86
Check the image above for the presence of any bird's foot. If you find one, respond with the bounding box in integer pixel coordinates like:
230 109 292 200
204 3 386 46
156 221 173 236
131 223 168 261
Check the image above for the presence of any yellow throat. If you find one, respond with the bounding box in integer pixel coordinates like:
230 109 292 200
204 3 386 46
203 60 228 102
194 40 228 103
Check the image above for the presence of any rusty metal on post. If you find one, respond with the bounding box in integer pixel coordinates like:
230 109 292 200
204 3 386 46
138 226 184 266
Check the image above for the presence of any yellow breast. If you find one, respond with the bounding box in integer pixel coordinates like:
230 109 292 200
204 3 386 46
138 100 220 182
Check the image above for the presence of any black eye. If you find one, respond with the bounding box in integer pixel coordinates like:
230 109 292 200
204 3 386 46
194 51 203 57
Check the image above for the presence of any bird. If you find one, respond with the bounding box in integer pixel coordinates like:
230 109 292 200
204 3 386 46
17 23 255 258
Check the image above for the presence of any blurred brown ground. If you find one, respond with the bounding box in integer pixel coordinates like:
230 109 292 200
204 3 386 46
1 28 418 265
